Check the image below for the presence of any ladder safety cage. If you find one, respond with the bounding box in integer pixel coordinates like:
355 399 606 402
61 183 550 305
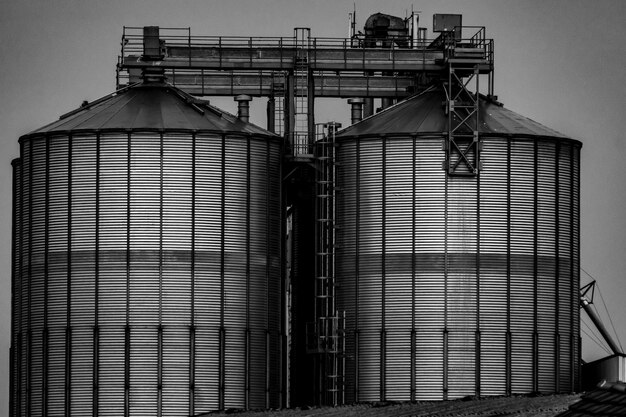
292 28 312 156
314 122 345 406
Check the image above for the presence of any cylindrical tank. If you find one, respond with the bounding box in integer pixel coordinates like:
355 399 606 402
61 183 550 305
334 88 582 401
11 83 283 416
363 13 409 48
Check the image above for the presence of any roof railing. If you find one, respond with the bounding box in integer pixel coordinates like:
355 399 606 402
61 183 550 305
117 25 494 85
120 25 494 56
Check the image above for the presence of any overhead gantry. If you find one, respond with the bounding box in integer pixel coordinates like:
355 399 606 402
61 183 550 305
116 20 494 163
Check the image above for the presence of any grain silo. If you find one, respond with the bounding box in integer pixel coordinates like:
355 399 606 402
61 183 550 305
10 10 588 413
10 81 283 416
332 87 582 401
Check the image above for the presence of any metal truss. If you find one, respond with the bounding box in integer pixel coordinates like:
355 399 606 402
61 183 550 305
444 64 481 176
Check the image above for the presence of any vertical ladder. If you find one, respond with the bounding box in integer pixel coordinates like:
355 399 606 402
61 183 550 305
293 28 311 156
314 122 345 406
272 72 286 136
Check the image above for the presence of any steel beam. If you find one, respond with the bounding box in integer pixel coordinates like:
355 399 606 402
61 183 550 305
140 72 417 98
123 45 448 72
580 282 623 355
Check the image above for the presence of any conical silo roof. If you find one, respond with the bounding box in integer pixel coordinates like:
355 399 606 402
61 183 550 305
21 82 276 140
337 87 570 140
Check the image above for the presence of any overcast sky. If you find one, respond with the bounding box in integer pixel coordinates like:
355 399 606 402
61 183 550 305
1 0 625 412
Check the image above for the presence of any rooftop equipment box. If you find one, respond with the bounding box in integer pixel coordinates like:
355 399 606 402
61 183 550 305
433 13 462 39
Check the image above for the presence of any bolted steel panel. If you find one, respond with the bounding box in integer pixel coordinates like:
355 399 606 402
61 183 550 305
12 120 282 415
334 131 581 401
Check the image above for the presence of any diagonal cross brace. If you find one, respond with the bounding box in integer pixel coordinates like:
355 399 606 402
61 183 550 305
445 65 481 176
448 133 479 174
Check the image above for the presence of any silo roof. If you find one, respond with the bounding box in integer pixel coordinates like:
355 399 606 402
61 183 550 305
337 87 575 141
21 82 277 140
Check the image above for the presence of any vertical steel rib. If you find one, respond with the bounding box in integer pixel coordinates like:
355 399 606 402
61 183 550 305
26 139 33 417
44 138 50 416
219 133 226 410
354 140 360 403
476 143 481 397
66 133 73 415
94 133 100 416
380 137 386 401
410 136 417 402
506 140 512 396
568 141 577 391
533 139 539 394
443 138 449 401
125 133 131 417
189 132 196 415
555 141 561 393
245 137 251 410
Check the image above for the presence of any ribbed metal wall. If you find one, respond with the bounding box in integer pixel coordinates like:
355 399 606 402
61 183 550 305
335 134 581 402
11 131 282 416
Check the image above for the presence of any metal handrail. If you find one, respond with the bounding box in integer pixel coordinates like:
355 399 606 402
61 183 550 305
435 26 493 64
117 26 494 86
120 26 494 55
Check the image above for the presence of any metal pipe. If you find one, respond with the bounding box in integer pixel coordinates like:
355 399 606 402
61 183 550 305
234 94 252 123
381 98 394 110
363 98 374 118
581 297 623 355
267 97 276 133
410 13 420 48
347 98 364 125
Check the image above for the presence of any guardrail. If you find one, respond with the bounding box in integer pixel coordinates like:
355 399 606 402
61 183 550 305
118 26 494 67
438 26 494 62
116 26 494 91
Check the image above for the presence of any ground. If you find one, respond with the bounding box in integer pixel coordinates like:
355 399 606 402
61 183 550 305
205 394 582 416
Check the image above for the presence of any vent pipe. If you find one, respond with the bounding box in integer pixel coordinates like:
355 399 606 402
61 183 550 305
141 26 166 83
363 98 374 119
347 98 365 124
234 95 252 123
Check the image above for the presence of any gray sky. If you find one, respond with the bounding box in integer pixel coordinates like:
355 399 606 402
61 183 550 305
1 0 625 412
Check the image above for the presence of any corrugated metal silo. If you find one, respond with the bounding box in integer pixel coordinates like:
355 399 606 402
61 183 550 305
333 88 581 401
11 82 283 416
